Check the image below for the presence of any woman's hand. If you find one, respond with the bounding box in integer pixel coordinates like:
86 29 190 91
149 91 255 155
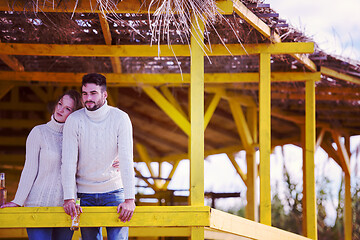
1 202 20 208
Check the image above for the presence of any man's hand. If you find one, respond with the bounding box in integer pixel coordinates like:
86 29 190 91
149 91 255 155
63 199 79 219
117 199 135 222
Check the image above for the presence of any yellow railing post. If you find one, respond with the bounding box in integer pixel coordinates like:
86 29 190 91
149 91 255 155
259 53 271 225
189 13 205 240
344 172 352 240
303 79 317 239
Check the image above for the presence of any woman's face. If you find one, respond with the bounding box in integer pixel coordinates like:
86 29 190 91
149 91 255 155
54 95 75 123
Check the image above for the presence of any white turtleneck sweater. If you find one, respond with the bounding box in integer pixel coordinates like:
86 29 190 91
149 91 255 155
61 102 135 200
13 116 65 207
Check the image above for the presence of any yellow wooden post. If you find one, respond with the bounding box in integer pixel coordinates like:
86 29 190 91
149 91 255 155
189 13 205 240
259 53 271 225
344 171 352 240
246 107 258 221
304 79 317 239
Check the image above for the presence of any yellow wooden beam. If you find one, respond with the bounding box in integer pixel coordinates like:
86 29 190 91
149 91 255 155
189 13 205 207
160 86 188 119
227 153 247 186
0 71 321 84
0 39 25 71
0 84 14 99
134 167 158 191
223 92 257 107
321 66 360 85
331 132 351 175
204 92 222 130
0 137 26 146
0 0 233 14
0 119 43 129
232 0 317 72
228 98 254 151
162 160 180 190
315 128 326 151
0 206 210 228
142 85 191 136
258 53 271 225
98 14 122 73
303 79 317 239
210 209 312 240
0 102 45 111
0 42 315 57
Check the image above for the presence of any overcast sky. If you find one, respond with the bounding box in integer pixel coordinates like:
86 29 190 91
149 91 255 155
269 0 360 61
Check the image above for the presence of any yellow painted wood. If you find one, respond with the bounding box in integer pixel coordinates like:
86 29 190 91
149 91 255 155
0 42 315 57
224 92 257 107
228 99 254 150
0 119 43 128
0 136 26 146
204 92 222 129
245 151 258 221
189 14 205 206
247 107 258 144
99 14 122 73
204 228 251 240
30 86 48 102
0 71 321 84
142 85 191 136
332 132 351 175
191 227 205 240
136 143 162 189
232 0 316 72
227 154 247 186
344 172 352 240
315 128 326 151
210 209 311 240
134 168 158 191
0 40 24 71
160 86 188 119
259 53 271 225
163 160 180 190
0 206 210 228
304 79 317 240
321 66 360 85
0 102 45 111
0 84 13 99
0 0 233 14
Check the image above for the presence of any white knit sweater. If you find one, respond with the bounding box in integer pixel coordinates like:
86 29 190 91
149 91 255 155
13 116 65 207
61 102 135 200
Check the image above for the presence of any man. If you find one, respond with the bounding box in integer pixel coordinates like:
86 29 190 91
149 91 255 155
61 73 135 240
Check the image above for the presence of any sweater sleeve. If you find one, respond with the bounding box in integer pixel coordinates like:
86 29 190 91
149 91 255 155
12 127 41 206
117 113 135 199
61 114 79 200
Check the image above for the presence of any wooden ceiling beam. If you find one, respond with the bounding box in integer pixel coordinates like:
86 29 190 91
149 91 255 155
0 0 233 14
321 66 360 85
0 71 321 85
0 42 315 57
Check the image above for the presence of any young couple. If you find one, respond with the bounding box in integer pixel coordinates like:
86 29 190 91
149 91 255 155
1 73 136 240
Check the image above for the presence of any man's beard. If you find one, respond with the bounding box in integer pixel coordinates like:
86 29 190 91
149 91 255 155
85 101 102 111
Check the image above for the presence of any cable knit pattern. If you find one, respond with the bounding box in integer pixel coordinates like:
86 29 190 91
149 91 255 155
61 102 135 200
12 116 65 207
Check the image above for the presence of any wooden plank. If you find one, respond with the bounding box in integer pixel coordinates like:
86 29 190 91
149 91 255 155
0 42 315 57
0 71 321 84
210 209 311 240
0 206 210 228
321 66 360 85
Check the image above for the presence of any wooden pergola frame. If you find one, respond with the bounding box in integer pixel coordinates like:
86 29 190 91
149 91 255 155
0 1 358 239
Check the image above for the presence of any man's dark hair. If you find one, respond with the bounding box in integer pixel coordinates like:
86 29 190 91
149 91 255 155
82 73 107 91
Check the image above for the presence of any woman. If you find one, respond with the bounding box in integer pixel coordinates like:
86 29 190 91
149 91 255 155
1 89 83 240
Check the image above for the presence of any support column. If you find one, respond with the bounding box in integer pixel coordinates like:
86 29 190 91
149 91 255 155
344 172 352 240
303 79 317 239
189 13 205 240
246 107 258 221
259 53 271 225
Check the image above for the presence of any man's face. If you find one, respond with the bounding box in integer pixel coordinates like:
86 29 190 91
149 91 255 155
82 83 107 111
